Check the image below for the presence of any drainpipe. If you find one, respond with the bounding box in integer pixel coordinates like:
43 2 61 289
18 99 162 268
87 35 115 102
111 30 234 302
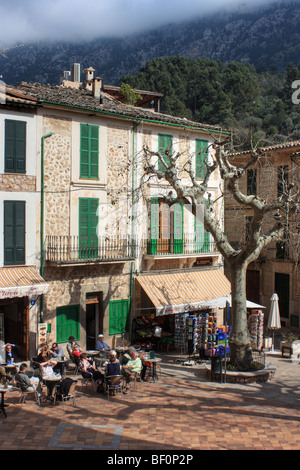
40 132 53 322
129 121 141 340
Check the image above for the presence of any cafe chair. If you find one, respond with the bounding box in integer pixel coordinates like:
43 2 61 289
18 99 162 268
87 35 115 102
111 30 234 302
61 381 77 411
128 371 142 393
104 375 123 400
16 381 41 406
80 374 98 392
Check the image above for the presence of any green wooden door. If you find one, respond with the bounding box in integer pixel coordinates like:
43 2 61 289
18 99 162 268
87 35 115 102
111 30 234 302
79 198 99 258
109 299 130 335
194 200 210 253
149 197 159 254
80 123 99 178
173 202 183 253
56 305 80 343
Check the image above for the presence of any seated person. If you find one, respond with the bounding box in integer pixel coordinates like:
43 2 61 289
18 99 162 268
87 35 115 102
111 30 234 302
15 363 42 397
37 345 53 363
39 360 61 399
96 334 110 352
78 353 104 382
4 344 18 375
0 365 11 384
121 348 142 388
5 343 17 365
66 336 81 361
51 342 67 375
71 345 82 364
50 342 64 358
104 350 121 377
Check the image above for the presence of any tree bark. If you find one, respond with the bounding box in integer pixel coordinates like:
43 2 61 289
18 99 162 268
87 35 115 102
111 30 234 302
228 261 252 368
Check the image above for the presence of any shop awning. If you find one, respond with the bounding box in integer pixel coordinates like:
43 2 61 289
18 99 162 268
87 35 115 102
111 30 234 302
136 269 231 316
0 266 50 299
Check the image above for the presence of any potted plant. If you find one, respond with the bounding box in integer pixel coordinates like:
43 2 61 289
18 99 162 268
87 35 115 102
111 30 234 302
280 331 299 353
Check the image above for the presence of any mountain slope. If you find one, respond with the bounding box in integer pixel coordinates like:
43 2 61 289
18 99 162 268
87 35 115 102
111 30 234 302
1 1 300 86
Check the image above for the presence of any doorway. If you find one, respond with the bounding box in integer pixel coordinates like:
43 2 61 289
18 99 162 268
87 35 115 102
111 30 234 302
0 297 29 360
86 292 103 350
275 273 290 319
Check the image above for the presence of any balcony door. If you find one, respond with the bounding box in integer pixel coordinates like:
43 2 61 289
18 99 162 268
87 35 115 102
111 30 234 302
79 197 99 259
150 198 183 254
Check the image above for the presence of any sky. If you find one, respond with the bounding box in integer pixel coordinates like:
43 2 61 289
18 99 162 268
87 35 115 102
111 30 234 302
0 0 286 45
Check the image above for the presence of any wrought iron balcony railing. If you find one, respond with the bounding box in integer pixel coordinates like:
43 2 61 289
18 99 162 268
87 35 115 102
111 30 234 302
144 234 217 256
45 235 137 264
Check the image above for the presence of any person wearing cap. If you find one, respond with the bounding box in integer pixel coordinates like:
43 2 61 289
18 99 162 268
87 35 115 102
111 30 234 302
96 334 110 352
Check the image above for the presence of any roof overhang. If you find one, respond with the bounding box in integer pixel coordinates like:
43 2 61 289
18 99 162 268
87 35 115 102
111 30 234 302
0 266 49 299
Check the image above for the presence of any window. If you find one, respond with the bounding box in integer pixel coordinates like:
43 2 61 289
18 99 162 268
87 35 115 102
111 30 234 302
149 198 183 254
80 123 99 178
79 198 99 258
4 201 25 265
158 134 173 172
195 139 208 179
278 165 289 198
56 305 80 343
247 169 257 195
109 299 130 335
5 120 26 173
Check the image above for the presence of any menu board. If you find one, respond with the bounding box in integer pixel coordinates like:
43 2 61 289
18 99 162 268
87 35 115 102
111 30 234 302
38 323 48 348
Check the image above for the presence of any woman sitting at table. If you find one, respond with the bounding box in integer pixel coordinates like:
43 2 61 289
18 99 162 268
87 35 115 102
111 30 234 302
37 345 53 363
39 360 61 399
78 353 104 382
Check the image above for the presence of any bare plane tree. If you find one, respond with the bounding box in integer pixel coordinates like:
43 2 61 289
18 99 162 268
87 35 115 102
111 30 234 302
143 134 300 369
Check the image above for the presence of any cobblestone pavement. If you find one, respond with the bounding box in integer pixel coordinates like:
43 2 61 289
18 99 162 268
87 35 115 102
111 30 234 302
0 351 300 451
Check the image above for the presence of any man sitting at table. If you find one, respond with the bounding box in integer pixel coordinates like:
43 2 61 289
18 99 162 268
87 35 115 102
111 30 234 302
121 348 142 390
15 363 42 397
96 334 110 352
104 350 121 376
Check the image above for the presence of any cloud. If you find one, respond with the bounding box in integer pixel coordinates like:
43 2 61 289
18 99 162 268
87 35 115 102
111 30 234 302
0 0 282 45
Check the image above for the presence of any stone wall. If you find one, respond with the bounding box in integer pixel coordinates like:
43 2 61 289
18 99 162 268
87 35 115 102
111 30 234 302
0 174 36 191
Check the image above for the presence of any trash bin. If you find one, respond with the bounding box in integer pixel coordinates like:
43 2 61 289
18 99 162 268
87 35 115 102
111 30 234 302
211 356 223 382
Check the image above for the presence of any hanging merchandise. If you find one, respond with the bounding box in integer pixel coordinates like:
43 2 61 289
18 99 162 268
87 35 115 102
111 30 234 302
248 310 264 350
215 325 230 356
186 316 199 355
174 314 187 352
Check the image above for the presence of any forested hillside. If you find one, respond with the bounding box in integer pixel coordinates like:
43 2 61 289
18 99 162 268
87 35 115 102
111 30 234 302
121 57 300 147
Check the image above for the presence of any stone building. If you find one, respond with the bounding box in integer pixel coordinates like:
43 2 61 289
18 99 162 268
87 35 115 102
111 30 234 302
1 64 232 358
225 141 300 329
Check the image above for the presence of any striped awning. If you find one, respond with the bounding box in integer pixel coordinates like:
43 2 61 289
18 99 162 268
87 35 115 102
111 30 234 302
0 266 49 299
136 269 231 316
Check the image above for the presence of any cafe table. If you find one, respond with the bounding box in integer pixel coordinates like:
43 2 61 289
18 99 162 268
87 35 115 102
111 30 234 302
144 357 161 383
51 357 68 377
42 375 62 402
0 384 17 418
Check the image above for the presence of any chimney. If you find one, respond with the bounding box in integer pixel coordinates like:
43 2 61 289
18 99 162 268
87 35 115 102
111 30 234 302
83 66 96 91
93 77 102 98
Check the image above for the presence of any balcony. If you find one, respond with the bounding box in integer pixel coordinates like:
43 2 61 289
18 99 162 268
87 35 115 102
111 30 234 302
44 235 137 265
143 234 217 257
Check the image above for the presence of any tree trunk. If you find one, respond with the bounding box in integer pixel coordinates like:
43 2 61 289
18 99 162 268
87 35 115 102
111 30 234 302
228 262 252 369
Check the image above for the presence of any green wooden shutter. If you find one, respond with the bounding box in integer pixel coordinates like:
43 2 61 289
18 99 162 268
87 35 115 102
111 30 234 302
149 197 159 254
173 202 183 254
4 201 25 265
109 299 130 335
195 139 208 179
158 134 172 172
80 123 99 178
79 198 98 258
56 305 80 343
5 120 26 173
194 200 209 253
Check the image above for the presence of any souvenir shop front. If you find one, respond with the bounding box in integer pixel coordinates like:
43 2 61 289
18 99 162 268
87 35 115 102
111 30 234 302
133 270 266 357
133 269 233 357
